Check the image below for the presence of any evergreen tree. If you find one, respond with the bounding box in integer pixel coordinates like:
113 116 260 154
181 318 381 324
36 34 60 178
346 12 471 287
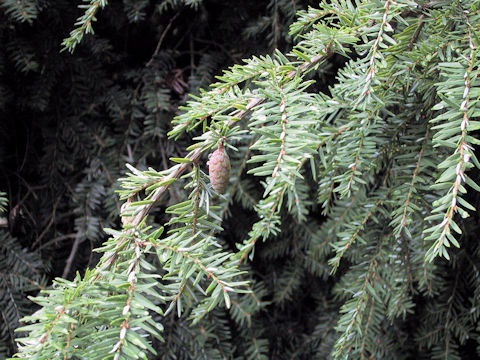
1 0 480 359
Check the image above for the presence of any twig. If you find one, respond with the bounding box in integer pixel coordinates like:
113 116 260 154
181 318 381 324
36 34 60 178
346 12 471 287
160 140 180 203
62 236 81 278
37 233 77 251
408 14 425 50
271 98 288 178
189 35 195 78
31 196 62 249
194 38 238 64
146 12 181 68
191 164 201 235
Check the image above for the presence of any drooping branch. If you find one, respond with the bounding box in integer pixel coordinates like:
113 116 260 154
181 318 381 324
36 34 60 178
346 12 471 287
125 43 333 229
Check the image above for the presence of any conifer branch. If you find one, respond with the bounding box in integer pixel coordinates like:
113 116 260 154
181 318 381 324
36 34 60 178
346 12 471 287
359 0 393 101
1 0 38 23
424 13 479 261
393 126 431 236
62 0 108 52
136 241 229 294
333 244 382 358
344 131 365 194
329 194 387 272
8 2 480 359
271 98 288 179
191 164 201 235
63 323 75 360
110 46 333 267
240 123 346 264
110 240 142 357
358 299 375 360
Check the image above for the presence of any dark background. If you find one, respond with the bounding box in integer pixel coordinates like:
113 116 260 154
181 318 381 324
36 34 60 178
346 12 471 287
1 1 480 359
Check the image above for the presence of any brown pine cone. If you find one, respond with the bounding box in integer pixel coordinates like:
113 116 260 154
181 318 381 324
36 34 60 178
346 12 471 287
207 141 231 194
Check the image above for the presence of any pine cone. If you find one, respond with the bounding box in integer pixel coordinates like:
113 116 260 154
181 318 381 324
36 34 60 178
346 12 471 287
207 141 231 194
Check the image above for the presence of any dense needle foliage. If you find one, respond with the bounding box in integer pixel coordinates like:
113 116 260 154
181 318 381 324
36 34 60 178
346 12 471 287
1 0 480 359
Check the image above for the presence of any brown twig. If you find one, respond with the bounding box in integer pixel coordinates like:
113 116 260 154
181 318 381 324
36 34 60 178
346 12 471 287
408 14 425 50
160 140 181 203
191 164 201 235
194 38 239 64
272 98 288 178
146 12 181 68
189 35 195 78
31 196 62 249
62 236 81 278
37 233 77 251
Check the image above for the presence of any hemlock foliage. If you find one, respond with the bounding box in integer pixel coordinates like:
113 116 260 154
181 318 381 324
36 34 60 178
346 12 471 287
1 0 480 359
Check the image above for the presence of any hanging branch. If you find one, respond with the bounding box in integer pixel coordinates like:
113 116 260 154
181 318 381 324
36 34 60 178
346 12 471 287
62 0 109 52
